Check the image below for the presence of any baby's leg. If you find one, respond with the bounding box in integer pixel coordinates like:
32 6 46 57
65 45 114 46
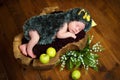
27 30 40 58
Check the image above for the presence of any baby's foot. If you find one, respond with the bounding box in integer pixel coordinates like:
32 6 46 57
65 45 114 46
27 49 36 58
19 44 27 56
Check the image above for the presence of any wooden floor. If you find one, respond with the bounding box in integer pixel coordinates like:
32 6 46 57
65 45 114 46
0 0 120 80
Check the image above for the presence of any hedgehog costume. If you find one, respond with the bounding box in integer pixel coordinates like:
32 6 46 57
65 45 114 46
22 8 96 57
23 8 92 45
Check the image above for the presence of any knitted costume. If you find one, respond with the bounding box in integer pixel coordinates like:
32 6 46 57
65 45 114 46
23 8 92 45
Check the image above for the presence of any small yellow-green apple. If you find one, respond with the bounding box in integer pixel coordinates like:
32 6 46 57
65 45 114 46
71 70 81 80
46 47 56 58
39 54 50 64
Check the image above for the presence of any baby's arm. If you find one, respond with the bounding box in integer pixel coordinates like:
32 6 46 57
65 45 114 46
56 23 76 39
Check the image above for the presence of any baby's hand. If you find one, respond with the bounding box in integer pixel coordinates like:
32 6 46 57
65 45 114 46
70 33 76 39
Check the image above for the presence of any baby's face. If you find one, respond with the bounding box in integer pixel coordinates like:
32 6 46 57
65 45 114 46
68 21 85 34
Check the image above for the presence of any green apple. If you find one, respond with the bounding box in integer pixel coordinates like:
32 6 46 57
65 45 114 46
46 47 56 58
71 70 81 80
39 54 50 64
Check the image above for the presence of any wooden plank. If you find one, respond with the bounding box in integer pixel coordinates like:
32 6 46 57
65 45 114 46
21 67 42 80
19 0 38 18
45 0 58 7
0 2 25 80
19 0 48 18
39 68 61 80
4 0 26 32
0 1 43 80
54 66 71 80
0 59 8 80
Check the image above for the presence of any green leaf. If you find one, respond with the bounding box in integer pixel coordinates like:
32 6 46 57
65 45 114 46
93 66 98 71
83 56 90 66
75 60 81 69
66 59 74 70
93 54 99 59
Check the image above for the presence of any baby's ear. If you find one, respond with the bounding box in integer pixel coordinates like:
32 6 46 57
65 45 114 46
91 19 97 27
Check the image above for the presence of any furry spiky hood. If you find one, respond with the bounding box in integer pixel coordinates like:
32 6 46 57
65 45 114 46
64 8 92 31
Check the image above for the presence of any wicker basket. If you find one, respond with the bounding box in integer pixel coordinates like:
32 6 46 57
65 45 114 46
13 7 88 70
